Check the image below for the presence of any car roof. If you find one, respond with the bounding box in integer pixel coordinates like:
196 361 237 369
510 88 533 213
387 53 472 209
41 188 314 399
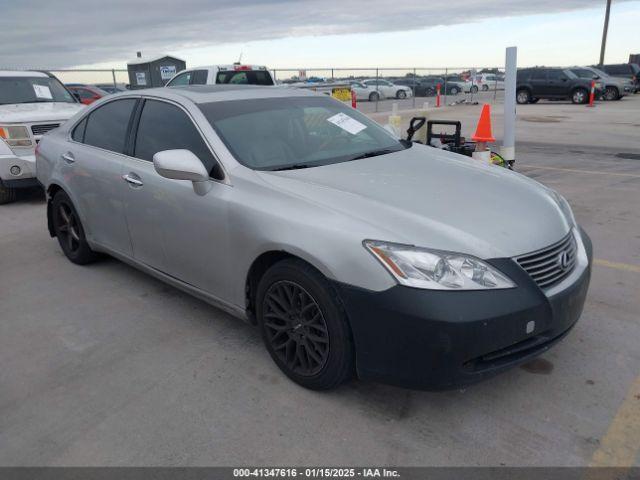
0 70 49 78
120 84 316 104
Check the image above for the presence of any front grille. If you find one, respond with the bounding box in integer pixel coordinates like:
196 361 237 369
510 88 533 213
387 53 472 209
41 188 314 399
31 123 60 136
515 232 577 290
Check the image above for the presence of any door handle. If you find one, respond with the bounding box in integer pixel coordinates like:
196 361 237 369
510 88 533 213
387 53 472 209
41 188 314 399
122 173 143 186
61 152 75 164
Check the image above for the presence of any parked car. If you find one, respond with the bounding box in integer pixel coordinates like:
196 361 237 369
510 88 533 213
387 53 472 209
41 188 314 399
463 74 504 93
597 63 640 92
361 79 412 99
66 84 110 105
36 85 592 390
393 78 434 97
166 64 274 87
569 66 632 100
421 76 463 95
350 82 386 101
94 83 128 94
516 67 604 104
0 70 83 203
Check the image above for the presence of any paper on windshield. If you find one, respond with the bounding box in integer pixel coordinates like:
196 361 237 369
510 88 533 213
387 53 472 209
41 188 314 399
326 112 366 135
33 84 53 100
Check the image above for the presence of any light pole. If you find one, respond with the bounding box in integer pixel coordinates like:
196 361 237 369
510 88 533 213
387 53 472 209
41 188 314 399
599 0 612 65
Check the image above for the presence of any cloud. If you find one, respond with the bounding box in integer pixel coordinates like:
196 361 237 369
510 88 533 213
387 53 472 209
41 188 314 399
0 0 630 68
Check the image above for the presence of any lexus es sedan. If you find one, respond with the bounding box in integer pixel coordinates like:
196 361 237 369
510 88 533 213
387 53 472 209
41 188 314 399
36 85 592 390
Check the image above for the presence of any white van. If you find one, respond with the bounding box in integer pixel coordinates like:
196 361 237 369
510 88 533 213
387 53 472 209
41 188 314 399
0 71 84 203
166 64 275 87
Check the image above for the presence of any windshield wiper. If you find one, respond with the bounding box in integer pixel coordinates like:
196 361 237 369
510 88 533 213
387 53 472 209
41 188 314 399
348 148 398 161
269 164 311 171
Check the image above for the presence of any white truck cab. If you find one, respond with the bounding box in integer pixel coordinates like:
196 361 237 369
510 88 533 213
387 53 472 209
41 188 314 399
165 64 275 87
0 71 84 203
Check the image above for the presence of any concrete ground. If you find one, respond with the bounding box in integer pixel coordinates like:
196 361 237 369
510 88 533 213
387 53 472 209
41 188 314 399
1 95 639 467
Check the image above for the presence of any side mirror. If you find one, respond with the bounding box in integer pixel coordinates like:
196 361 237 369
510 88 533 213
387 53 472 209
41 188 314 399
153 149 212 195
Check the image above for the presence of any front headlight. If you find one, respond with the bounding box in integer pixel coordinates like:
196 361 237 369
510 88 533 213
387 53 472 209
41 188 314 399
0 125 32 147
364 240 515 290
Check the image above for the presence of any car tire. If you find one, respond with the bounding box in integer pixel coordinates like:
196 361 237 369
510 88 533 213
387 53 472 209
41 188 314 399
256 258 355 390
572 88 588 104
51 190 100 265
604 86 619 101
482 84 489 91
0 183 17 204
516 89 531 104
368 92 379 102
470 85 479 94
396 90 407 99
450 87 459 95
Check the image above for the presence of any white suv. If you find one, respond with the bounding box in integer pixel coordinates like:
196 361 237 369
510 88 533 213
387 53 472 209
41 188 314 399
0 71 84 203
166 64 275 87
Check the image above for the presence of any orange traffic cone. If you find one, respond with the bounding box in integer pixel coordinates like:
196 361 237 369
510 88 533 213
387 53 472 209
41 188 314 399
471 104 496 143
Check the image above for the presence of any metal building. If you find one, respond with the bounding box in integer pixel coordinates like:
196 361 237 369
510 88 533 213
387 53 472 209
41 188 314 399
127 53 186 89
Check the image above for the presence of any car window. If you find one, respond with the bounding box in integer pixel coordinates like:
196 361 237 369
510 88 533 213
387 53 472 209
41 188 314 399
215 70 274 86
82 99 137 153
75 88 95 99
133 99 222 179
548 70 567 80
167 72 192 86
191 70 208 85
571 69 593 79
0 76 76 105
199 96 404 171
531 70 547 80
604 65 627 75
72 117 88 142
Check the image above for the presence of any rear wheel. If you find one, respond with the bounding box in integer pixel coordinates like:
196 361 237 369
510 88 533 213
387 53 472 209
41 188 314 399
368 91 379 102
516 89 531 104
450 86 459 95
257 259 354 390
470 85 479 94
0 183 17 204
572 88 588 104
52 190 99 265
481 84 489 91
604 86 619 101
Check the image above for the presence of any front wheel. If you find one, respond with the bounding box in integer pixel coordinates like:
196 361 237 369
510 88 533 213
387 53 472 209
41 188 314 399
604 86 619 101
572 88 588 104
257 259 354 390
450 87 459 95
368 91 379 102
52 190 100 265
470 85 479 94
0 183 17 204
481 84 489 91
396 90 407 99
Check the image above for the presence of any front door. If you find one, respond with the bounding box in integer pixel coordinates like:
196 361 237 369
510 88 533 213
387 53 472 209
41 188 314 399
122 98 231 300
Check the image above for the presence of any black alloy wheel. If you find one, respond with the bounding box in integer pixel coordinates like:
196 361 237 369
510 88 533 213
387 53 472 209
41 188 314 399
262 280 329 376
52 191 99 264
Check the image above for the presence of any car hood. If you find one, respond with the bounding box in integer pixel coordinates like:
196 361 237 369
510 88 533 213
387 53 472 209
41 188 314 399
257 144 571 259
0 102 84 123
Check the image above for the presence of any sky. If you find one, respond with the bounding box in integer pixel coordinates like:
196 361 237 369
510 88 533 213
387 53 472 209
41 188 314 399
1 0 639 77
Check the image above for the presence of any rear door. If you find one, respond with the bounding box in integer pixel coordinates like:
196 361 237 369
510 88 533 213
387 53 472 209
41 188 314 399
123 98 231 298
65 98 138 256
529 69 549 96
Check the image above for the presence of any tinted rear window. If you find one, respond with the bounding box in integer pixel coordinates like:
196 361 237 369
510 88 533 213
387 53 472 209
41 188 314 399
83 99 137 153
215 70 274 86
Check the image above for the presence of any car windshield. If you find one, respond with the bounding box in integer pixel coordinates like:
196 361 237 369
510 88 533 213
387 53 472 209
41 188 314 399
0 76 76 105
199 96 405 171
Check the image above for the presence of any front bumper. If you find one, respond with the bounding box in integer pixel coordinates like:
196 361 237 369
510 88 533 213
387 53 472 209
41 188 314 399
335 228 592 390
0 149 38 188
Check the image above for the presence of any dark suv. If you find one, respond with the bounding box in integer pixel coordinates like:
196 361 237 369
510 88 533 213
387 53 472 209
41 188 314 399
597 63 640 92
516 67 603 104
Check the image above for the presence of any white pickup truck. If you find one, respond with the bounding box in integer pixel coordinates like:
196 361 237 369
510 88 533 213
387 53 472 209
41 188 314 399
166 64 275 87
0 71 84 203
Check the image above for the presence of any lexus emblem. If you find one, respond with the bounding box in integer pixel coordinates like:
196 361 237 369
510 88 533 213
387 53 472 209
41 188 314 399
558 251 570 271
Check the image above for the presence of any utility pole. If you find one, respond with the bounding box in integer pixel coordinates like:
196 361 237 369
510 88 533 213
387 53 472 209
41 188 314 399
599 0 612 65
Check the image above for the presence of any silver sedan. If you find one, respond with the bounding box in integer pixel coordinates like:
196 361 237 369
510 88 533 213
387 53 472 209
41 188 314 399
36 85 592 390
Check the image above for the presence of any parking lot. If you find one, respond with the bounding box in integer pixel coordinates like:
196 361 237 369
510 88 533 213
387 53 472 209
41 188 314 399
1 94 639 467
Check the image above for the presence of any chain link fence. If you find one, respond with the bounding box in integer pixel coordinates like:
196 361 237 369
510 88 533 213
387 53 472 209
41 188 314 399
4 66 506 113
